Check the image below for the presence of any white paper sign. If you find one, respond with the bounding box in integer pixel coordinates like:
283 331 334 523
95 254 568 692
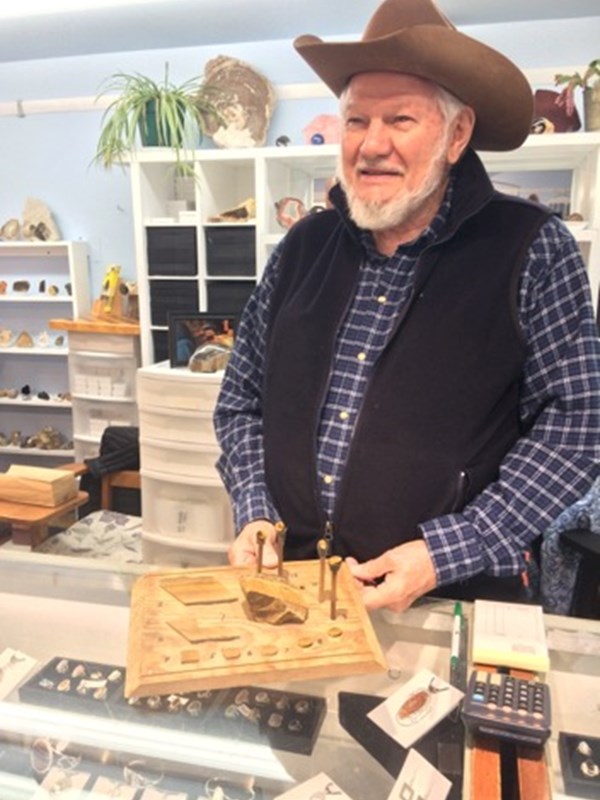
387 748 452 800
368 669 463 749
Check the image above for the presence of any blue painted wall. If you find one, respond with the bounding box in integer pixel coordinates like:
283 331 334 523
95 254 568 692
0 17 598 293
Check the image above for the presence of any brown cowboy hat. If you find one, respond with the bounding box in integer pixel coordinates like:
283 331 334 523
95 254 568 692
294 0 533 151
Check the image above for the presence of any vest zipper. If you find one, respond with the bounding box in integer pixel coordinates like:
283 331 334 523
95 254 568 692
452 470 470 512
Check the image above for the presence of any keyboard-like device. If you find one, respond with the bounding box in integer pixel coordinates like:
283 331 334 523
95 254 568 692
461 669 551 747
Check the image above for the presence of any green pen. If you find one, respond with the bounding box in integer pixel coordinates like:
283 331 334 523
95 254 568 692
450 601 463 670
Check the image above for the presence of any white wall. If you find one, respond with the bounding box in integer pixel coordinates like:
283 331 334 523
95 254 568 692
0 16 598 293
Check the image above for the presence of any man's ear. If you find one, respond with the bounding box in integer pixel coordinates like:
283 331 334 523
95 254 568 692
447 106 476 165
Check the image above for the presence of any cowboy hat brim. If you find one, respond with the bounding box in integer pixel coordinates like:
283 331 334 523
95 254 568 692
294 26 533 151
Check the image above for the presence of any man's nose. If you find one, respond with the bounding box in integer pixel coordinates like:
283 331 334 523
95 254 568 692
359 120 393 158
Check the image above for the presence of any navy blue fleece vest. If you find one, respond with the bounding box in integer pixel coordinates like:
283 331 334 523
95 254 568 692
263 150 550 563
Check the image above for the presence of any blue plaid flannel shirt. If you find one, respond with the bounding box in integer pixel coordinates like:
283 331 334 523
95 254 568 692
214 189 600 588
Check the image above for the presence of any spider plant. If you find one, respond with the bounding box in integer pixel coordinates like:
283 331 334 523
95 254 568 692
94 62 219 169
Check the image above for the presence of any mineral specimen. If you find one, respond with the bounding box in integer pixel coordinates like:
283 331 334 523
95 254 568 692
201 55 276 148
240 573 308 625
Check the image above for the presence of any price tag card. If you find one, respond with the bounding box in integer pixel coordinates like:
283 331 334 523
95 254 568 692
387 748 452 800
368 668 463 749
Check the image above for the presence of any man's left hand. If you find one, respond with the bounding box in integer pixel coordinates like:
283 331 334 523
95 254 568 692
346 540 438 613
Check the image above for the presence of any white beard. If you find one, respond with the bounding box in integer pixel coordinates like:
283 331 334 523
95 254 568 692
338 142 450 233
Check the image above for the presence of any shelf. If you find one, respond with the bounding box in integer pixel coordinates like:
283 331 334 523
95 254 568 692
68 349 135 360
49 318 140 336
0 446 74 457
204 221 256 228
147 275 199 282
482 131 600 173
71 393 135 404
0 295 73 303
144 218 192 227
0 397 71 409
205 275 255 282
0 347 68 356
0 240 83 258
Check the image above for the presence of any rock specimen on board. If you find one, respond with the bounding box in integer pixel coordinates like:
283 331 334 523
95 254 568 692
21 197 61 241
201 55 276 148
240 573 308 625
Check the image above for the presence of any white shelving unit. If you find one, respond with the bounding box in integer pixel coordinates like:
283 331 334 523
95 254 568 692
128 133 600 365
0 240 90 469
128 144 339 364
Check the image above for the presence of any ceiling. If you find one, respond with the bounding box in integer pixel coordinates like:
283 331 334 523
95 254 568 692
1 0 599 64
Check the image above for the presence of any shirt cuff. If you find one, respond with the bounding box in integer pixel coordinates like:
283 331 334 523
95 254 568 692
232 487 280 534
420 513 485 586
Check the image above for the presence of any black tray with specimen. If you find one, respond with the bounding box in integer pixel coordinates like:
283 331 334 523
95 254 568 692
18 657 326 755
559 732 600 799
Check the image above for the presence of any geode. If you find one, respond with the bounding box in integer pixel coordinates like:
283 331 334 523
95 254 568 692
201 55 276 148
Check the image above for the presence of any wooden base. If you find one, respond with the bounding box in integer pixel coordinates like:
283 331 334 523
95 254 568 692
126 560 387 698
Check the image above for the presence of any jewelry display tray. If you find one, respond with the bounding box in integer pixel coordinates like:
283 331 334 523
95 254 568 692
559 732 600 799
18 656 327 756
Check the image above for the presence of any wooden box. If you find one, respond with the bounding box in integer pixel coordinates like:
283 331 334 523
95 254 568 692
0 465 77 507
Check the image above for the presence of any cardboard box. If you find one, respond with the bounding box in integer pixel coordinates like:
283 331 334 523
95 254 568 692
0 465 77 507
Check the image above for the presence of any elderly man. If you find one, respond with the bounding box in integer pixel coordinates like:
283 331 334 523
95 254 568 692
214 0 600 611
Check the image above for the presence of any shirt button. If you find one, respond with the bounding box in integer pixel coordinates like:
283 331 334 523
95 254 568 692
323 475 333 485
377 295 387 304
339 411 349 420
357 352 367 362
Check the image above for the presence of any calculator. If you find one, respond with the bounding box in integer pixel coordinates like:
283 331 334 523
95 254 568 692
461 669 551 747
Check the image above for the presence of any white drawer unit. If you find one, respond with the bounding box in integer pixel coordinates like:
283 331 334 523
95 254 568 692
137 361 233 564
50 320 141 462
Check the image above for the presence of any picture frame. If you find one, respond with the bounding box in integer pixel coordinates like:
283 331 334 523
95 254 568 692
167 312 236 369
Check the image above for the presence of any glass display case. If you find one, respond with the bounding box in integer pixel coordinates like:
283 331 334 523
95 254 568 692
1 549 599 799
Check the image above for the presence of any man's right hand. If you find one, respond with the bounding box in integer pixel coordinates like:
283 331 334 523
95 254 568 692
228 519 280 567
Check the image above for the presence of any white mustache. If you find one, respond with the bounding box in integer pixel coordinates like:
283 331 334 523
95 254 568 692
356 160 404 175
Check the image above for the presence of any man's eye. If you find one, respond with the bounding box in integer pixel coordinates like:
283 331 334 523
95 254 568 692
345 117 367 128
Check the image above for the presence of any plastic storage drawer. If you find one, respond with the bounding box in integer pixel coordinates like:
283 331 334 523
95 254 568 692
139 406 217 446
137 366 222 412
140 438 220 480
141 470 234 545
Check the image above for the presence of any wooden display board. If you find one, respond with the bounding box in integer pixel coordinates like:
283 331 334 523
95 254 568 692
126 561 387 698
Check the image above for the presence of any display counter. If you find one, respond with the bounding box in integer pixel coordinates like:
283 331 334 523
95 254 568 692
0 550 599 799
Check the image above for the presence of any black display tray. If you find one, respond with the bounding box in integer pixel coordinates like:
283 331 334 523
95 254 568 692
559 732 600 799
19 657 326 756
18 656 125 715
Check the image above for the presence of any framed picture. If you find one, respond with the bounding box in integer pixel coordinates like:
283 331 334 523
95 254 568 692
167 312 236 368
